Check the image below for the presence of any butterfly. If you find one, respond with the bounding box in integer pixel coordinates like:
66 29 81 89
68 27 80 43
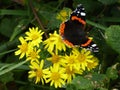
59 4 99 52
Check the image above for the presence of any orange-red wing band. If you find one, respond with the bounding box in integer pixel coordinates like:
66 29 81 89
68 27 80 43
63 39 74 47
81 39 92 47
59 22 74 47
59 23 65 36
71 16 86 25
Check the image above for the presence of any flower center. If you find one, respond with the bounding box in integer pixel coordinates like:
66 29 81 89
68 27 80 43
52 55 60 63
49 35 56 42
31 34 39 40
51 72 60 80
36 69 43 78
20 43 28 52
30 51 37 59
78 54 86 62
68 57 74 64
66 66 74 74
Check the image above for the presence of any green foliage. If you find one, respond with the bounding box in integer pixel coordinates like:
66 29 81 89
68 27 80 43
91 73 108 84
105 25 120 54
106 63 118 80
47 8 72 29
98 0 118 5
67 73 109 90
0 18 16 37
67 76 93 90
0 72 14 84
0 0 120 90
73 0 102 13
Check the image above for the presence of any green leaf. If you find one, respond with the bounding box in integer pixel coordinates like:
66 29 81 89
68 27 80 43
0 60 28 76
87 20 107 30
98 0 118 5
91 73 109 89
106 67 118 80
9 19 29 41
105 25 120 54
0 72 14 84
47 14 61 29
99 87 108 90
0 9 28 16
66 84 76 90
98 17 120 22
47 8 72 29
70 76 94 90
106 64 118 80
91 73 108 84
0 18 15 37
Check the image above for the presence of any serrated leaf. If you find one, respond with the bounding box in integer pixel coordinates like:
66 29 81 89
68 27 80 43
98 0 118 5
105 25 120 54
91 73 107 82
91 73 109 88
106 66 118 80
71 76 93 90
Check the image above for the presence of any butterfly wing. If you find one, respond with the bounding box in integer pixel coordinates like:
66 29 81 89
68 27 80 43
59 4 99 52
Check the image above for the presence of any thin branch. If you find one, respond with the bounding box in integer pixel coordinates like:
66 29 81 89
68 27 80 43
29 0 48 38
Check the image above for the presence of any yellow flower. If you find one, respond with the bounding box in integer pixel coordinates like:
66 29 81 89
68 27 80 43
87 57 99 71
25 27 44 47
43 31 66 53
28 60 48 84
56 8 72 22
63 53 80 71
44 64 67 88
26 48 41 62
47 52 66 66
64 65 83 84
72 48 94 70
15 36 32 59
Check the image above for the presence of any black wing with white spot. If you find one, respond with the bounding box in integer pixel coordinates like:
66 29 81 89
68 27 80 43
70 4 86 21
85 41 99 52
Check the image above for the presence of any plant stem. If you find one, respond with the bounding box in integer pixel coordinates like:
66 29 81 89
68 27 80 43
86 20 107 31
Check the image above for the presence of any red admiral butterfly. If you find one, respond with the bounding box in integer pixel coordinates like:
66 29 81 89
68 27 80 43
59 4 99 52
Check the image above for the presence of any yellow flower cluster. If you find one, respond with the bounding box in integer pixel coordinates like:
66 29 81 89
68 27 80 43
15 27 99 88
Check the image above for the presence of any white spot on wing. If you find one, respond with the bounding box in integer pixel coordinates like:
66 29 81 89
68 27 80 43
82 8 85 10
77 11 80 13
80 12 86 16
92 44 97 47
